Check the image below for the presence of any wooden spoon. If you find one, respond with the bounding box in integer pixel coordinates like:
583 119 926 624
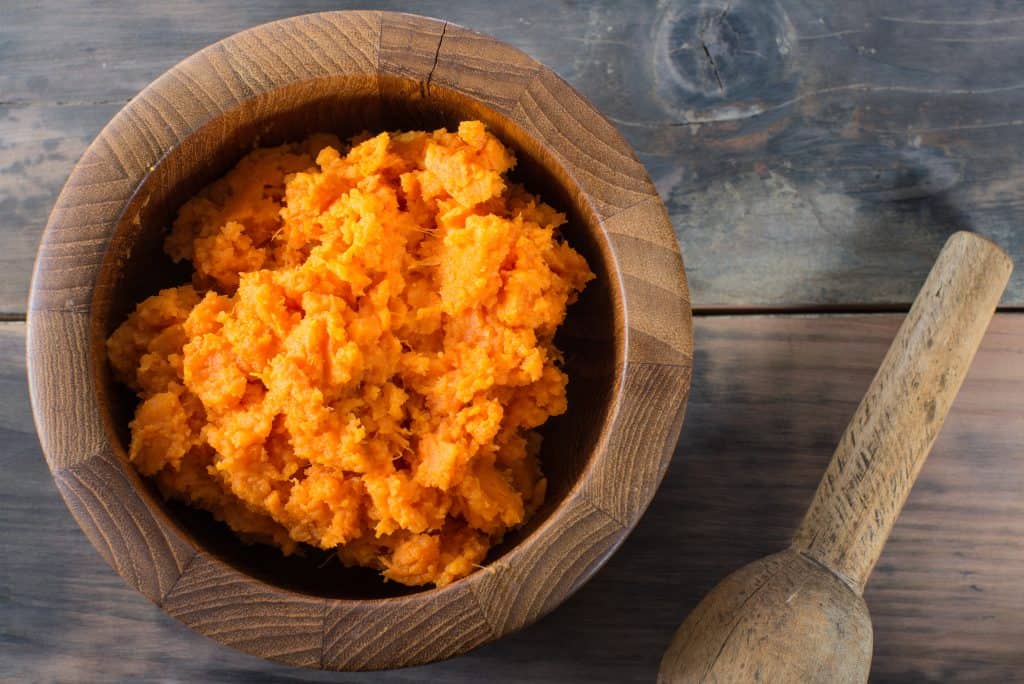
659 231 1012 683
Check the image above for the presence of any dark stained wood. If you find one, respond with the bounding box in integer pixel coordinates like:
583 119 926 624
24 312 103 469
469 496 624 637
5 1 1024 315
5 313 1024 681
660 232 1011 683
54 444 197 605
160 554 325 670
318 582 496 671
25 11 692 671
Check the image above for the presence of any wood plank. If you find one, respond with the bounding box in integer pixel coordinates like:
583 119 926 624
3 1 1024 316
0 102 122 316
3 314 1022 682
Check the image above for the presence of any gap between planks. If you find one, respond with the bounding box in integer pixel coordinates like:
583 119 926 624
6 307 1024 325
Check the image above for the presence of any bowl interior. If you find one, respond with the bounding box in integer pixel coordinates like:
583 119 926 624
92 75 621 600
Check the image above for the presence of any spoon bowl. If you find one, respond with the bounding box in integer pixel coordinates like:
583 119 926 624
660 549 871 682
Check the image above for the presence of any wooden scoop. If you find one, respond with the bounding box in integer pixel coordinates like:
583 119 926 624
659 231 1012 683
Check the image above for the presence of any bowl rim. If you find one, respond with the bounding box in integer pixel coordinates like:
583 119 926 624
26 10 693 671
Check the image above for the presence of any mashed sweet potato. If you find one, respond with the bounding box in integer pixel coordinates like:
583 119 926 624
106 121 594 587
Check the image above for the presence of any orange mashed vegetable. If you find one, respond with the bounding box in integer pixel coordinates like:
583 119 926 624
106 121 593 586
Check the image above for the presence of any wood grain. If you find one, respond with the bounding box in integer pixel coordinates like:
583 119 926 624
25 11 691 670
161 554 325 669
53 448 196 605
23 311 104 470
605 197 693 367
659 549 873 683
793 233 1013 592
659 233 1012 683
5 314 1024 681
320 583 494 671
582 362 692 525
469 496 625 635
5 1 1024 315
513 69 657 221
6 1 1024 679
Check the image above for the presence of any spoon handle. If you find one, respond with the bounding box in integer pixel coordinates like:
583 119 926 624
791 231 1012 594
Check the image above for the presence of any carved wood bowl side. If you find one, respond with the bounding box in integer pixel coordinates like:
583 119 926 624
26 11 693 671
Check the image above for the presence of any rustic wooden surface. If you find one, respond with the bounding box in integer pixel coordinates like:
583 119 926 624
660 233 1011 683
4 314 1024 682
3 1 1024 682
4 0 1024 316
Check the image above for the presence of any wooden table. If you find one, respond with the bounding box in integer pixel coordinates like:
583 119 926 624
2 2 1022 682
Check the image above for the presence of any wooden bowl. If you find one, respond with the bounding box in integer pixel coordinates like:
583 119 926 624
27 11 692 671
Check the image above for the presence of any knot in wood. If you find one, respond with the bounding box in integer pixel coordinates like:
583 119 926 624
655 0 795 102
